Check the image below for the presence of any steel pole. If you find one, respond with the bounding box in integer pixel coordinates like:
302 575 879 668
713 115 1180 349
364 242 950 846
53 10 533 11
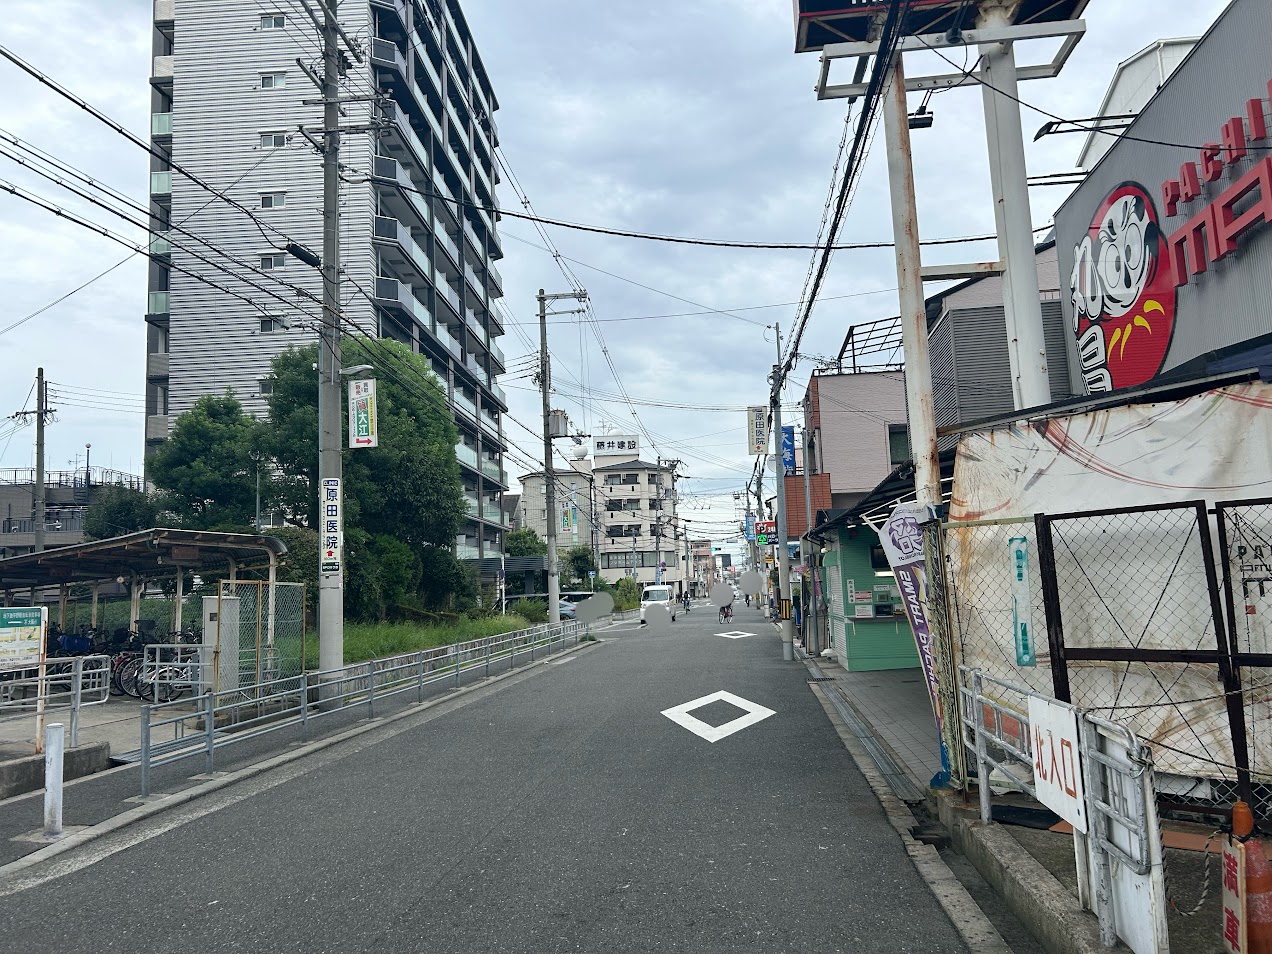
34 367 45 553
538 290 561 625
772 325 794 661
978 1 1050 410
317 1 345 676
882 56 941 508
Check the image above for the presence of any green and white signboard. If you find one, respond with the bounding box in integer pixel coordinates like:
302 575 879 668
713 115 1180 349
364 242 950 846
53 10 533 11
0 606 46 670
348 379 379 449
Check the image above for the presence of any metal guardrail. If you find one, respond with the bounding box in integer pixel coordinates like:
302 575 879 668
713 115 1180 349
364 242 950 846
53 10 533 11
141 644 205 701
135 620 587 795
959 665 1160 947
0 655 110 747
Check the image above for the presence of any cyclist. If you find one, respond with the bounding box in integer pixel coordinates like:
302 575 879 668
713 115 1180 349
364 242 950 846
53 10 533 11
682 592 691 613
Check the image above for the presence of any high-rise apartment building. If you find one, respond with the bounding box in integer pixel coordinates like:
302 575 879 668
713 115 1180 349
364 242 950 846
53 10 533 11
145 0 509 561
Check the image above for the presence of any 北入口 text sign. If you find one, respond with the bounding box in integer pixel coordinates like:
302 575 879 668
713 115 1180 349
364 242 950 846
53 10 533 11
1027 695 1088 833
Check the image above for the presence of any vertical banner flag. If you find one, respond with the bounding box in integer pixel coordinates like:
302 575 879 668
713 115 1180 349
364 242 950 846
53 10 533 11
1009 536 1037 667
781 426 795 476
747 406 770 456
320 478 342 574
745 513 756 541
348 379 378 448
880 503 949 778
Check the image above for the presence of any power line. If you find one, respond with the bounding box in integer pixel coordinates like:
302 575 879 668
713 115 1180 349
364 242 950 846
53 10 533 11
0 43 317 258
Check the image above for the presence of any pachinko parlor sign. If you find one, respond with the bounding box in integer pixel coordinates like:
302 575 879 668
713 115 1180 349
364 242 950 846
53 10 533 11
1070 80 1272 393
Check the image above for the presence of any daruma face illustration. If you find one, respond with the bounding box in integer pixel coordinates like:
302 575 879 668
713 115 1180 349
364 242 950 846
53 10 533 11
1070 182 1177 392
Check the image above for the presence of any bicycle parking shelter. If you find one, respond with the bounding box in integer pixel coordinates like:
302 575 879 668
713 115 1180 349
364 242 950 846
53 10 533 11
0 528 288 635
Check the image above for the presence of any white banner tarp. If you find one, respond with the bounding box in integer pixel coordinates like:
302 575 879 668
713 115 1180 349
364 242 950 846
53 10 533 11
949 382 1272 781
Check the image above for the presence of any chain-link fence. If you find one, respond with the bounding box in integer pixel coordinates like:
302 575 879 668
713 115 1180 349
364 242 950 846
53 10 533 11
208 581 305 693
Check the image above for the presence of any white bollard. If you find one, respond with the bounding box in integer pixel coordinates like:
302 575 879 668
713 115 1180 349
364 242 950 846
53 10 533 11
44 722 64 838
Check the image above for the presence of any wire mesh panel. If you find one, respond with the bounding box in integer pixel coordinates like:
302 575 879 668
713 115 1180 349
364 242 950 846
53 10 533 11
1218 500 1272 804
213 581 305 693
1038 502 1243 791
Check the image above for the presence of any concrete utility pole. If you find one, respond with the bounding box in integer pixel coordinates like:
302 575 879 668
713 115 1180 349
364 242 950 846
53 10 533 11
801 427 819 655
977 1 1050 410
537 288 587 624
34 367 46 553
771 323 794 661
881 56 942 508
316 2 345 675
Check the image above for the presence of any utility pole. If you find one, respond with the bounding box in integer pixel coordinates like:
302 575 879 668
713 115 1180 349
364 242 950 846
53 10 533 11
34 367 46 553
316 2 345 676
881 56 942 508
771 324 794 661
537 288 587 624
802 426 819 655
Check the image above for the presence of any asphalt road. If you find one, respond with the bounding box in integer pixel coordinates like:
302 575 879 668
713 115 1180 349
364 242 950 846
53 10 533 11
4 603 968 953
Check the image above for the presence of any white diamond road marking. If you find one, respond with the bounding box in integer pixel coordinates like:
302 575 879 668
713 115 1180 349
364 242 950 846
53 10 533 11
660 690 776 743
717 630 753 639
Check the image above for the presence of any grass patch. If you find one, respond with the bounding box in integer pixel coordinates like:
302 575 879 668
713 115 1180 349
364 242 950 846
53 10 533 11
304 615 533 666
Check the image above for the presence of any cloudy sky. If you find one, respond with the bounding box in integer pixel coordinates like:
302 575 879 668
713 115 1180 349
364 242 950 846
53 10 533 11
0 0 1232 551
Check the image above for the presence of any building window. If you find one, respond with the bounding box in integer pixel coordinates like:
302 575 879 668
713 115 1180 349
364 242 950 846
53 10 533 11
260 192 286 209
259 132 287 149
260 14 285 28
260 316 286 333
261 253 287 270
260 72 286 89
887 424 911 466
258 377 274 397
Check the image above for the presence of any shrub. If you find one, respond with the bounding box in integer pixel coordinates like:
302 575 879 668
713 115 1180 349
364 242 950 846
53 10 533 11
513 598 548 624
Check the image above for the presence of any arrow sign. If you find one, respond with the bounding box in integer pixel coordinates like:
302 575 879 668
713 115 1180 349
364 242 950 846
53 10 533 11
348 379 379 449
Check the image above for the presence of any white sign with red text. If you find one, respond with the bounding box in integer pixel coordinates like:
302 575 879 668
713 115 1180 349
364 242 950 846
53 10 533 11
1028 695 1088 833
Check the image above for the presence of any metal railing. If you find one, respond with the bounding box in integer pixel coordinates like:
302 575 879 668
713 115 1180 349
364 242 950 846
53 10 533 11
135 620 587 795
0 656 110 747
141 644 205 701
959 665 1161 947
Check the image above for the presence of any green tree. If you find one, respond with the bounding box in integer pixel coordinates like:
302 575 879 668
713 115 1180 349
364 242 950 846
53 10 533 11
562 545 596 586
84 486 161 540
505 528 547 556
267 339 467 549
148 393 268 529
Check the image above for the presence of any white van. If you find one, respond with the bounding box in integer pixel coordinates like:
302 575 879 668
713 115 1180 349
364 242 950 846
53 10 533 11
640 585 677 623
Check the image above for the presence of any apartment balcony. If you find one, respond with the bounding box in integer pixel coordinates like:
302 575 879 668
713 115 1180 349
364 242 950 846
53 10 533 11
148 231 171 256
481 501 505 526
487 260 503 298
150 171 172 195
487 305 505 336
413 37 443 98
480 457 504 484
445 97 468 147
154 0 174 24
455 443 479 470
145 414 169 442
373 215 434 288
464 495 480 517
453 389 477 420
479 410 501 440
374 276 431 332
463 218 482 255
151 112 172 137
372 155 432 234
432 321 461 358
152 55 173 81
431 167 459 226
490 380 507 407
463 261 485 305
463 355 488 387
438 278 462 317
464 308 487 347
456 543 480 561
435 225 460 275
146 352 169 378
488 338 505 372
379 100 434 178
370 37 408 79
473 154 493 200
147 291 170 315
